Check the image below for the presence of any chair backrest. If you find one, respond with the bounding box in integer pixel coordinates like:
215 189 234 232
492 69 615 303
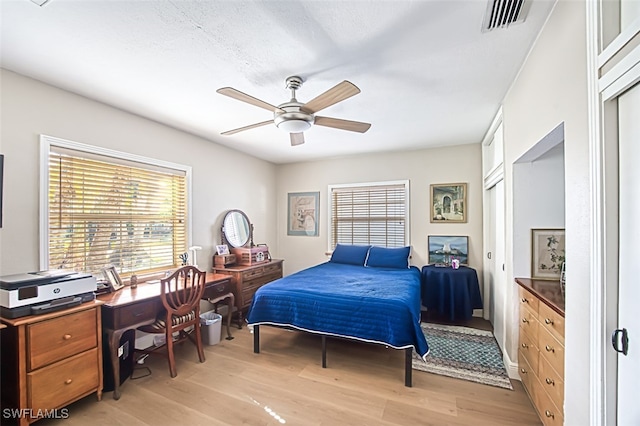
160 266 206 317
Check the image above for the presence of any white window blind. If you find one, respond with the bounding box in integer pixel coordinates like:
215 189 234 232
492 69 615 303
330 181 409 249
45 142 188 277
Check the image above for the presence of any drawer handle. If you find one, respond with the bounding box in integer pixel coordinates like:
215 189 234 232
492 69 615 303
545 410 555 419
545 345 555 353
521 298 528 303
63 334 72 340
545 318 554 325
545 377 555 386
521 343 528 349
133 311 145 317
65 379 73 385
520 368 527 374
521 318 529 324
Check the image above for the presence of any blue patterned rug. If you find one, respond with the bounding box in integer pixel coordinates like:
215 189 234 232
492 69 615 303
413 322 513 390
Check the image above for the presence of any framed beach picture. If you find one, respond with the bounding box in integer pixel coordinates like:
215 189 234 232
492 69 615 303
428 235 469 265
287 191 320 236
430 183 467 223
531 228 565 280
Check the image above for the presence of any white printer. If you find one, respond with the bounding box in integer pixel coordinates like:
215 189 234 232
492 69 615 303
0 270 96 318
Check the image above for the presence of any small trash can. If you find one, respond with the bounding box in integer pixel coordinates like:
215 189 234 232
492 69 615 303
200 311 222 346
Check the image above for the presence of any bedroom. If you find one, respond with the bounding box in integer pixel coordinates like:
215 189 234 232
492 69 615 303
1 0 638 425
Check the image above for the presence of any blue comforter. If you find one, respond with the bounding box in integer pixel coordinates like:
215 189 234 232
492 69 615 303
246 262 429 359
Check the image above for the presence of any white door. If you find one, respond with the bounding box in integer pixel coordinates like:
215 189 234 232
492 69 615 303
616 81 640 424
486 180 506 351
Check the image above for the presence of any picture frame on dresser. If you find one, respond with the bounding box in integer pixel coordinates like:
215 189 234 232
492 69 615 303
531 228 565 280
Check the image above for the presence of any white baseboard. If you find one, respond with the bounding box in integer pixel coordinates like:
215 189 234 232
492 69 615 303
503 350 520 380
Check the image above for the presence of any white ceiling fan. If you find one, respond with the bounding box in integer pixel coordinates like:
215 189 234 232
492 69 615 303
217 76 371 146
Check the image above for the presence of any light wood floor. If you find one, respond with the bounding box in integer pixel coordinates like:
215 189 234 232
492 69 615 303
39 321 541 426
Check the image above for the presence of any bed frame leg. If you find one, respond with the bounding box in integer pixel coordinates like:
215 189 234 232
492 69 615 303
321 335 327 368
405 347 412 387
253 325 260 353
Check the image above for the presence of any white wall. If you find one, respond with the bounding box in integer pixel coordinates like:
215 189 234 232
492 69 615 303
502 0 590 423
275 144 484 280
0 69 277 276
513 143 565 278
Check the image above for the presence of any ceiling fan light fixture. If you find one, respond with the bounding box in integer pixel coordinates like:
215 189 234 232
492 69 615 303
276 118 312 133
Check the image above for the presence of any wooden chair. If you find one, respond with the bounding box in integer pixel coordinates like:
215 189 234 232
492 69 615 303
137 266 206 377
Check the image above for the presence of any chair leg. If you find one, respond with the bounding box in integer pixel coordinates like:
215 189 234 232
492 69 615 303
166 330 177 378
195 323 206 363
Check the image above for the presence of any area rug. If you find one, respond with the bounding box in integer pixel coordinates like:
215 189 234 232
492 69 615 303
413 322 513 390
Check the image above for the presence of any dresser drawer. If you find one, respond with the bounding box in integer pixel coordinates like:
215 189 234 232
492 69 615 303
519 325 539 373
263 262 282 276
520 305 539 342
519 287 539 313
518 349 536 398
28 348 100 412
28 309 97 370
539 302 565 344
242 267 265 280
539 329 564 377
532 375 564 426
539 354 564 411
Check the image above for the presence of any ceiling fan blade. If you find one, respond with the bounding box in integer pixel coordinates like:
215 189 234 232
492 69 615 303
217 87 284 113
301 81 361 114
314 116 371 133
221 120 273 136
290 132 305 146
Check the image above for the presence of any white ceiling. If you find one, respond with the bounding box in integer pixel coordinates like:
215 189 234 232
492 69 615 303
0 0 555 164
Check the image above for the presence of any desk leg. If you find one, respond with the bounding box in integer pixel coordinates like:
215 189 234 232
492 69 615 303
225 293 235 340
106 329 125 400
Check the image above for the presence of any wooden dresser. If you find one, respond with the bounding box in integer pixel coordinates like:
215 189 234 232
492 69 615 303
213 259 283 325
0 301 103 425
516 278 565 425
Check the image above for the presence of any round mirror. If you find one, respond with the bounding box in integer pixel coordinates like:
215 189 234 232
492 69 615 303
222 210 252 248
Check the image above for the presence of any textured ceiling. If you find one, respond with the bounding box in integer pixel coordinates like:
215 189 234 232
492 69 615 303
1 0 555 164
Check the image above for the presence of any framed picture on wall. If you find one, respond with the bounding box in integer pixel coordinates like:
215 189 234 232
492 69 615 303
287 191 319 236
428 235 469 265
531 228 565 280
430 183 467 223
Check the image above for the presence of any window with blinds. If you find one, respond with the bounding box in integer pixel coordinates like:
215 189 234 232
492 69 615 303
329 181 409 249
45 141 189 277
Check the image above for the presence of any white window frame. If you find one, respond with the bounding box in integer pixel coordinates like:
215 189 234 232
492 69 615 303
39 134 193 272
327 179 410 251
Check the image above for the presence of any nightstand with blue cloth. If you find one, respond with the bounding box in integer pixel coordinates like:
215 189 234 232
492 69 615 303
420 265 483 321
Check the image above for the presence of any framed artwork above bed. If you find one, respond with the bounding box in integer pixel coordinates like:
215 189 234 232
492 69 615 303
287 191 319 236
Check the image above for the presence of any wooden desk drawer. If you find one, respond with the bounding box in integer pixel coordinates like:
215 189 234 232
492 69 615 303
28 348 100 412
112 301 159 329
539 330 564 377
204 279 232 299
519 287 539 313
28 309 97 370
539 302 565 344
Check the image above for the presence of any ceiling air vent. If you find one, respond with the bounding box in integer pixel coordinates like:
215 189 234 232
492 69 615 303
482 0 530 32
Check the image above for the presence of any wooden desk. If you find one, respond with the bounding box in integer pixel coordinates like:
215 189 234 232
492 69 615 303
97 273 232 400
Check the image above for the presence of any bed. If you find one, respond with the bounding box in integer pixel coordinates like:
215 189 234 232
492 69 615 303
246 244 430 387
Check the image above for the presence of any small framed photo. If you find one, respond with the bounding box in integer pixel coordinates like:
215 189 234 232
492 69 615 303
216 244 230 255
430 183 467 223
428 235 469 265
102 266 125 292
531 228 565 280
287 191 320 236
